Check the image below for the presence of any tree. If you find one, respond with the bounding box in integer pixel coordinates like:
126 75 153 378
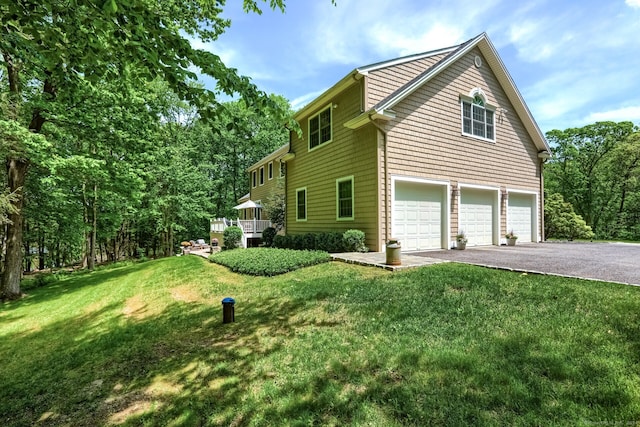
0 0 300 299
544 193 594 240
545 122 636 238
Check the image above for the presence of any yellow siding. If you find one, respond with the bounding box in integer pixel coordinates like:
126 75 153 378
286 82 381 251
248 163 284 221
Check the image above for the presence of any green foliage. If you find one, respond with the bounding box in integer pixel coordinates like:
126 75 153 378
209 247 331 275
545 193 595 240
273 232 346 252
261 227 277 247
222 226 243 250
262 177 286 232
342 229 367 252
545 122 639 239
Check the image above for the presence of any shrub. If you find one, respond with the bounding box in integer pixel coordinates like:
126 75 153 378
545 193 595 240
262 227 277 247
209 247 331 276
315 232 345 252
343 229 367 252
273 231 347 252
223 226 243 250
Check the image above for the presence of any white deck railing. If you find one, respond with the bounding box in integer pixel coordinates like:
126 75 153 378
211 218 272 248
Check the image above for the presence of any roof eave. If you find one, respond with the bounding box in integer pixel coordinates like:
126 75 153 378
294 71 364 120
344 109 396 130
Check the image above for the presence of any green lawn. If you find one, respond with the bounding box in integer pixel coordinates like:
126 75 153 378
1 256 639 426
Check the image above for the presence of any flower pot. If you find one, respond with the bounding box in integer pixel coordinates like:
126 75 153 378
507 238 517 246
456 241 466 250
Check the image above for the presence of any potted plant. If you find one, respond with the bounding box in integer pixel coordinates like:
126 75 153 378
455 231 468 250
505 230 518 246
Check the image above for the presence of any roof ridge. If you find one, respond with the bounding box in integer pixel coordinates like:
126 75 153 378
357 44 461 74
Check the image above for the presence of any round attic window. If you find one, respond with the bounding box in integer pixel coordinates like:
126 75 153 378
474 55 482 68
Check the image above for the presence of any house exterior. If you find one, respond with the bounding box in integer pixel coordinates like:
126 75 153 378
238 32 550 252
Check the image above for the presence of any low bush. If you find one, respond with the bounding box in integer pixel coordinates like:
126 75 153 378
209 247 331 276
273 231 350 252
223 226 243 250
343 229 367 252
262 227 277 247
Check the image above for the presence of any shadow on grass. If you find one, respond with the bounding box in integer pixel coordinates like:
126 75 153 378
5 261 157 312
2 261 640 426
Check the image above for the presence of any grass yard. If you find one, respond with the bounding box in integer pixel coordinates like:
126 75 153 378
1 255 640 426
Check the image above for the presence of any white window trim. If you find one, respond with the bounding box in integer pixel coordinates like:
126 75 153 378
252 170 257 188
336 175 355 221
460 89 496 143
259 166 265 186
308 103 333 152
268 161 273 180
296 187 307 222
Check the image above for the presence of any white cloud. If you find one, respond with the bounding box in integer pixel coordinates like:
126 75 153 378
626 0 640 8
584 106 640 123
290 90 327 111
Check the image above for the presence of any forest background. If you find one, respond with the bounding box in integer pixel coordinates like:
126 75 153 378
1 1 638 300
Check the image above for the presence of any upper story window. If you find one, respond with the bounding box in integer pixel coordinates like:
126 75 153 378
259 166 264 186
461 91 495 141
309 105 332 150
268 162 273 180
252 170 257 188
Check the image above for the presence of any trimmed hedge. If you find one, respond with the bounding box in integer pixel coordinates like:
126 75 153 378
223 226 243 250
262 227 277 247
209 248 331 276
273 230 367 253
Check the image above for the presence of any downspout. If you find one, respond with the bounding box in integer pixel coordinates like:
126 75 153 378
538 150 551 241
371 119 389 248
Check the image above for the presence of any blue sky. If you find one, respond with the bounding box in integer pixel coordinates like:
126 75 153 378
192 0 640 134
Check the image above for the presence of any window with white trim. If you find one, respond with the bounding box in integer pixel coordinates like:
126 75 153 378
259 166 264 186
461 94 495 141
336 176 354 220
309 105 332 150
268 162 273 180
252 170 257 188
296 188 307 221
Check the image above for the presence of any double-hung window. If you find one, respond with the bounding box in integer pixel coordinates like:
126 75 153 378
462 94 495 141
336 176 354 220
309 105 332 150
296 188 307 221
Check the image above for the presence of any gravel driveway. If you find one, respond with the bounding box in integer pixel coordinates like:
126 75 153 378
415 242 640 286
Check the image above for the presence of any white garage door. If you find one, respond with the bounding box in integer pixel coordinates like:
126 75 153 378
508 193 535 243
393 181 444 251
460 188 495 246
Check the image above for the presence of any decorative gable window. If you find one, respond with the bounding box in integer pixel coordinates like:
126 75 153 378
336 176 354 220
461 91 495 141
309 105 332 150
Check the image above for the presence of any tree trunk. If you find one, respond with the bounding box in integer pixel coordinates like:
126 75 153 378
1 158 28 299
39 232 45 270
88 183 97 270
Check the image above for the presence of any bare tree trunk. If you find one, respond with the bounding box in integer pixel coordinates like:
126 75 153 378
2 159 28 299
87 183 97 270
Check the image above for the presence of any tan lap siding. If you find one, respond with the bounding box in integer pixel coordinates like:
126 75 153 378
381 48 540 242
366 54 449 108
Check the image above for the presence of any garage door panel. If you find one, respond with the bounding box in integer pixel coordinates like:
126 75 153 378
460 189 495 246
393 181 444 251
508 194 535 243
